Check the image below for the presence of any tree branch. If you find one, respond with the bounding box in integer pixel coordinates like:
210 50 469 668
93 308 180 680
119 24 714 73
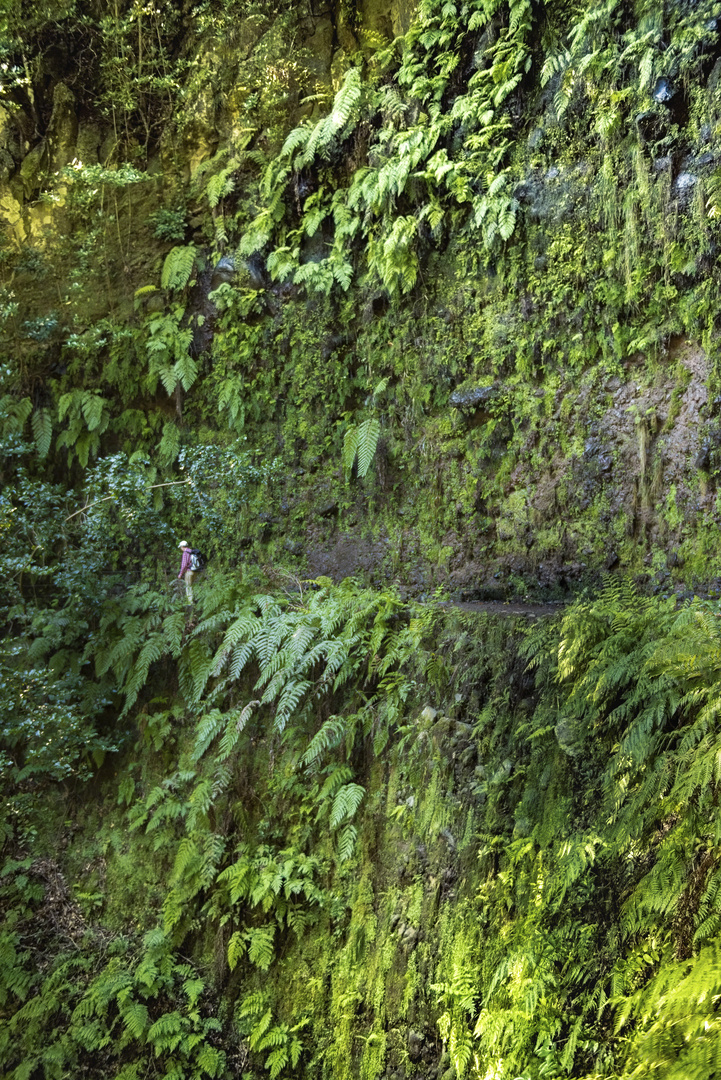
65 479 192 521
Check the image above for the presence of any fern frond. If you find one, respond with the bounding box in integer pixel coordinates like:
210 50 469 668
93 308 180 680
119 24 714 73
120 999 149 1040
160 245 197 290
206 168 235 208
330 783 365 828
337 823 357 862
246 925 276 971
227 931 247 971
31 408 52 457
450 1022 473 1077
355 418 380 477
192 710 225 762
302 715 349 765
280 125 311 160
266 1046 289 1080
273 679 311 733
342 425 360 473
173 836 200 881
343 418 380 478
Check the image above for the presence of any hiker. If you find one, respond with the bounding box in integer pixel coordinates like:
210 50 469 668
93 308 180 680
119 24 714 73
178 540 195 602
178 541 208 602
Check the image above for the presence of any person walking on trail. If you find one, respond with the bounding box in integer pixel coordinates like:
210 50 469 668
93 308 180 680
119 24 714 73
178 540 195 602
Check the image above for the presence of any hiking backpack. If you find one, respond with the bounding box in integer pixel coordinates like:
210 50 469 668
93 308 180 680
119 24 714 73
189 548 207 572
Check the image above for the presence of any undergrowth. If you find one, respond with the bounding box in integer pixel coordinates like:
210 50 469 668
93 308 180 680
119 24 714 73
4 575 721 1078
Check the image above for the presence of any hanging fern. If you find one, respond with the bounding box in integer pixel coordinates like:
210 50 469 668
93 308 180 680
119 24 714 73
302 714 351 765
246 925 276 971
342 418 380 479
280 125 311 159
329 783 365 828
206 168 235 209
31 408 52 458
80 392 106 432
295 68 362 170
161 245 197 290
237 0 534 295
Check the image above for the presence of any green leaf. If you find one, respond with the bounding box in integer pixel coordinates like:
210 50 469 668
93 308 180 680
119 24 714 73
342 424 360 473
355 418 380 478
227 931 247 971
266 1047 288 1080
246 925 276 971
330 783 365 827
174 353 199 393
337 823 357 862
158 365 178 396
206 169 235 209
81 392 105 432
121 999 149 1039
161 245 197 290
31 408 52 457
157 420 181 466
249 1007 273 1049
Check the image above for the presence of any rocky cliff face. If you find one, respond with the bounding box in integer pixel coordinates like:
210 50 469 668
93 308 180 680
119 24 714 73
2 0 721 598
5 7 721 1080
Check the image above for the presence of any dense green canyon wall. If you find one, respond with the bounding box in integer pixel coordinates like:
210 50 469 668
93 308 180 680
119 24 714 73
3 0 721 593
4 1 721 1078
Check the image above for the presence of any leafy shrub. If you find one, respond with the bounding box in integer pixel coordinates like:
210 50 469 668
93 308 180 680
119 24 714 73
21 314 59 341
149 208 188 242
0 655 118 785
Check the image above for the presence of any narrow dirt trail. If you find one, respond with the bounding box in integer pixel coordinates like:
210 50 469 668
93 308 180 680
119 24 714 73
438 600 567 619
